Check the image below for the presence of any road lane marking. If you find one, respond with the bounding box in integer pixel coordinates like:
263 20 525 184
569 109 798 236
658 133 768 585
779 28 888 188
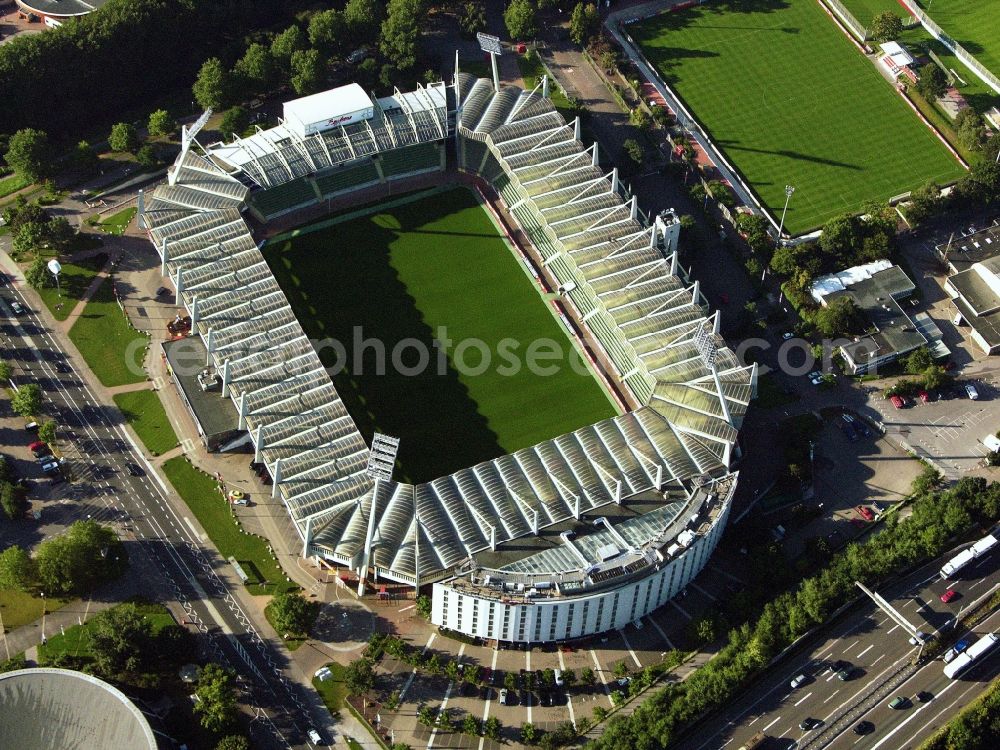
477 649 500 750
794 691 812 707
857 644 874 659
762 716 782 732
823 689 839 704
620 629 642 668
869 680 959 750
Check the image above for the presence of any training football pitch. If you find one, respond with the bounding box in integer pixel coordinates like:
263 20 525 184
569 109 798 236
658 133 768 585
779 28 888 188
263 187 616 483
917 0 1000 80
630 0 964 234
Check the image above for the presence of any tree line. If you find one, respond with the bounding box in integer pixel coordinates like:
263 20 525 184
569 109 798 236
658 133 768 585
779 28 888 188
586 473 1000 748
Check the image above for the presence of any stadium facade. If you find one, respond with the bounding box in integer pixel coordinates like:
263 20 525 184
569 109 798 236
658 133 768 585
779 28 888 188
139 69 756 644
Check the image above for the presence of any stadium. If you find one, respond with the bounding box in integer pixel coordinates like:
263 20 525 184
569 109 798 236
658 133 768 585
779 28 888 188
139 68 756 644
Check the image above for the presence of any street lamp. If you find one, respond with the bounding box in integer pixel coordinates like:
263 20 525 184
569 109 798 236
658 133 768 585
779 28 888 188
777 184 795 241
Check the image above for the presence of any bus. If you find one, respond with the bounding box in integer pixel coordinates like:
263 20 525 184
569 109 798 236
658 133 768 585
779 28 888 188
944 633 998 679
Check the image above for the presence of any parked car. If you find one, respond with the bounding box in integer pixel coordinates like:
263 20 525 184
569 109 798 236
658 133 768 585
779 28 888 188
966 383 980 400
307 728 323 745
499 688 509 705
782 332 794 340
24 421 39 432
890 394 905 409
940 589 958 604
918 389 931 403
39 460 59 474
854 721 875 735
856 505 875 522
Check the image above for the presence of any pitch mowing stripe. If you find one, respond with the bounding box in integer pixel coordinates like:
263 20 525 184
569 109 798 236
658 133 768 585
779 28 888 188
630 1 965 234
263 187 617 482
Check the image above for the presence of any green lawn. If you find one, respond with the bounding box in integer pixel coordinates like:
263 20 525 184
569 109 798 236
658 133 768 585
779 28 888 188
162 456 297 595
264 187 617 483
917 0 1000 79
38 599 173 663
36 252 108 322
312 662 350 712
113 389 178 456
68 275 148 387
0 588 70 630
0 172 30 200
630 1 965 234
838 0 910 29
91 206 137 235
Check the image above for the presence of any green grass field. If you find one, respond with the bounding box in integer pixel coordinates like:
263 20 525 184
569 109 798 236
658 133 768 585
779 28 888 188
0 588 70 630
68 275 148 387
630 1 965 234
162 457 298 595
36 252 108 322
264 187 616 482
0 172 30 200
917 0 1000 79
38 600 174 664
113 389 178 456
838 0 909 29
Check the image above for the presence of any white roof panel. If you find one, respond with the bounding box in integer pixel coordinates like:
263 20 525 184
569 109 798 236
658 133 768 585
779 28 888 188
284 83 373 126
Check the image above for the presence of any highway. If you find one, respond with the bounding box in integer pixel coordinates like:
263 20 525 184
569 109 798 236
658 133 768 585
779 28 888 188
682 544 1000 750
0 273 329 749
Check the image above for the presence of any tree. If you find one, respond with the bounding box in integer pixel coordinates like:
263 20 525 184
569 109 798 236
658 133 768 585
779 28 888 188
955 159 1000 206
219 107 250 140
147 109 176 138
72 140 100 175
5 128 52 182
483 716 502 741
623 138 643 166
2 196 47 232
90 602 153 675
290 49 325 95
344 0 383 45
569 3 600 46
460 2 486 38
462 713 480 736
415 593 432 618
136 144 158 169
345 657 376 698
580 666 596 688
34 520 123 596
922 364 947 391
37 420 57 446
562 668 576 689
233 43 276 97
308 9 345 55
0 361 11 383
955 108 986 152
380 0 425 71
108 122 140 153
520 722 538 744
504 0 537 41
815 296 863 337
869 12 903 43
819 213 861 263
216 737 250 750
155 623 198 668
1 482 30 525
417 705 436 726
271 25 308 72
903 346 933 375
11 383 42 417
45 216 75 253
916 63 947 101
265 592 315 635
194 663 238 733
193 58 231 111
504 671 517 691
0 546 35 589
16 225 49 258
613 661 630 679
906 180 942 225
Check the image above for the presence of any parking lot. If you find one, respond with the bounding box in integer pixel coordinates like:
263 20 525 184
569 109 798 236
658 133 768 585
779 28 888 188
868 376 1000 479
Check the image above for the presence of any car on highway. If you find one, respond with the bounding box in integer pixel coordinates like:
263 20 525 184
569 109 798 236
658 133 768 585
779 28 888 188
890 394 905 409
9 300 25 315
955 638 971 653
790 673 809 689
126 462 144 477
940 588 958 604
799 717 822 731
889 695 910 709
856 505 875 522
966 383 980 400
854 721 875 735
836 666 856 681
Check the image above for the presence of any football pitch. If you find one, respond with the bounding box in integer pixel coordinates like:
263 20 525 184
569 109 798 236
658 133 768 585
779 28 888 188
917 0 1000 80
263 187 617 483
630 0 965 234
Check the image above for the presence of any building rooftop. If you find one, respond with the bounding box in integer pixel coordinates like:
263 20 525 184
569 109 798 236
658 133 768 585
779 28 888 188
16 0 109 17
162 336 240 440
938 220 1000 274
948 266 1000 316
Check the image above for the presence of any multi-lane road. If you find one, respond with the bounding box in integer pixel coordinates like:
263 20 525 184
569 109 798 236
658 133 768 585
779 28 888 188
684 545 1000 750
0 273 330 749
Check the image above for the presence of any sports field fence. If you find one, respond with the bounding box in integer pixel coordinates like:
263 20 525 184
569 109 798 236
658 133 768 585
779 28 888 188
819 0 868 43
897 0 1000 94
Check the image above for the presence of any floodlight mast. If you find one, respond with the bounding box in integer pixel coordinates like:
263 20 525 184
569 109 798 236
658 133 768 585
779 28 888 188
776 184 795 242
477 32 503 93
358 433 401 595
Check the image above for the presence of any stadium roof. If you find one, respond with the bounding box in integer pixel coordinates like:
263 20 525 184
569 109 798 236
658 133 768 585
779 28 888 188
15 0 109 18
140 75 755 585
0 668 157 750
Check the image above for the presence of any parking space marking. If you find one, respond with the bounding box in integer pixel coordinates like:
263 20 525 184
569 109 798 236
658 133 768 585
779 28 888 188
525 649 532 725
647 615 676 650
557 649 577 728
477 649 500 750
691 582 718 601
619 629 643 668
670 600 693 620
589 649 614 706
398 633 436 702
427 644 465 749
